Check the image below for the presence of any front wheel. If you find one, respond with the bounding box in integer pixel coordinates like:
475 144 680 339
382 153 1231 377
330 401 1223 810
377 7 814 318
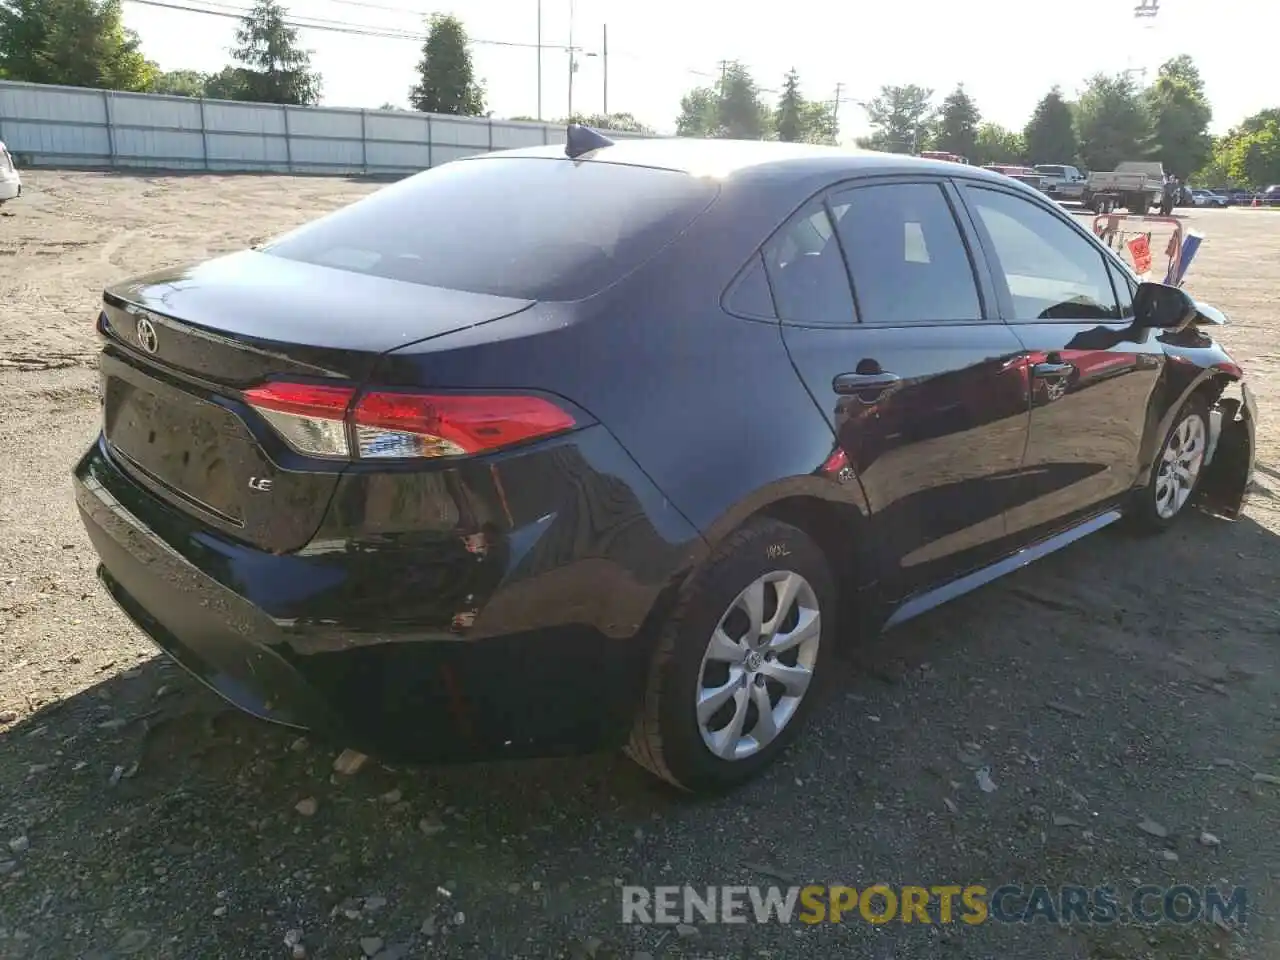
626 518 835 793
1127 396 1209 533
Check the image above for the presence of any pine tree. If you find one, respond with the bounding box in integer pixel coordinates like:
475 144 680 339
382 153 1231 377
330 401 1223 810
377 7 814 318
934 84 981 159
1023 87 1079 165
409 13 486 116
229 0 321 105
775 69 804 143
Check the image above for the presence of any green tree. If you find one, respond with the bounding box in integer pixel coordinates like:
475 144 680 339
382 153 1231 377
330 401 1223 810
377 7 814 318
1146 56 1212 178
1194 137 1234 186
203 65 247 100
856 84 934 153
1157 53 1206 100
1074 72 1152 172
933 84 980 159
1193 108 1280 188
800 100 838 145
0 0 156 90
775 68 805 142
1023 87 1078 165
673 62 769 139
409 13 485 116
1214 118 1280 187
770 69 837 144
675 87 715 136
229 0 320 105
565 112 653 134
1239 108 1280 135
1233 126 1280 186
971 123 1026 166
716 61 769 139
151 68 206 97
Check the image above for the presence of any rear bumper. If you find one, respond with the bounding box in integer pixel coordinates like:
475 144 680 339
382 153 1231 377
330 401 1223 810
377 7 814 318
74 427 704 762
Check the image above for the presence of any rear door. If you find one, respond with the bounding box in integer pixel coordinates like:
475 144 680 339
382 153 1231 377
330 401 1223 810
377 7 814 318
955 181 1164 542
776 178 1031 599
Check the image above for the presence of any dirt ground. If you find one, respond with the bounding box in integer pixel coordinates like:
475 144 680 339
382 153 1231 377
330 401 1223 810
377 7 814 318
1 171 1279 960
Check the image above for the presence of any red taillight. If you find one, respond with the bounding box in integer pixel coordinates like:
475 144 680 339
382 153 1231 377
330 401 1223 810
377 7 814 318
244 383 355 459
244 382 576 460
353 392 577 458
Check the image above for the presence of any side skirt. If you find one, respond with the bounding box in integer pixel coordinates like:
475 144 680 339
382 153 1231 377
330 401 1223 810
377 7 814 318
881 510 1122 631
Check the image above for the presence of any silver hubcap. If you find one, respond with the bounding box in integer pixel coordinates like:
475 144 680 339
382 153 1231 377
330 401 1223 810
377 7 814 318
1155 414 1206 519
696 571 822 762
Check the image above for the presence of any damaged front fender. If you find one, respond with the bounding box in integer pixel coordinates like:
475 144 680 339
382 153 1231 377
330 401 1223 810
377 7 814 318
1197 380 1256 520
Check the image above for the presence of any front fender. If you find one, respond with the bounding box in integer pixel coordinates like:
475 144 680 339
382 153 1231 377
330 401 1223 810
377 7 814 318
1198 379 1256 520
1137 326 1243 482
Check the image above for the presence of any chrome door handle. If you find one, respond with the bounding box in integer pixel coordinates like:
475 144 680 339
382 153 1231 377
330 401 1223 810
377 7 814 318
1031 362 1074 377
833 371 901 402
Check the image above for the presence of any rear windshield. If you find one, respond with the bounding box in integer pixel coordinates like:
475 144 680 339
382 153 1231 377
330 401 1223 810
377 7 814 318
262 157 720 300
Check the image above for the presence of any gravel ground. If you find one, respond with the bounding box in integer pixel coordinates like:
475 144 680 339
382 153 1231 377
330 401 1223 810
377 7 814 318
1 171 1279 960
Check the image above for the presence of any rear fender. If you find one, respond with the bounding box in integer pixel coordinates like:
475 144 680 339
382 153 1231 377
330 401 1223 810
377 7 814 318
685 470 882 637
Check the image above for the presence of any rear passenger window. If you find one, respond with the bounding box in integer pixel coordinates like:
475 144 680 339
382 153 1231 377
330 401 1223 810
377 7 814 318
762 202 856 325
830 182 983 325
724 253 776 319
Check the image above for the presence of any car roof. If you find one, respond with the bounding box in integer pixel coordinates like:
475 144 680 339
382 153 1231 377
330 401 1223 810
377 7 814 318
468 136 1023 188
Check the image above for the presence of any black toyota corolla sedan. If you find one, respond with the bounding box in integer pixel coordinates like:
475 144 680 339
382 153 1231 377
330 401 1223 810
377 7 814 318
73 129 1256 793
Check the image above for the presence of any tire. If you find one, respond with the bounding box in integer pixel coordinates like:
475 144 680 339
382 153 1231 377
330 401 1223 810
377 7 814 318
626 518 836 793
1127 395 1210 533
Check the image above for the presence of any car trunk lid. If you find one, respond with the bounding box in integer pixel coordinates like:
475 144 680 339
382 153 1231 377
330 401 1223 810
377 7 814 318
98 251 534 553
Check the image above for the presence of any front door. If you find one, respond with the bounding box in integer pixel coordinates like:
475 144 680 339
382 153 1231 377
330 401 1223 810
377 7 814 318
772 179 1031 599
956 183 1165 543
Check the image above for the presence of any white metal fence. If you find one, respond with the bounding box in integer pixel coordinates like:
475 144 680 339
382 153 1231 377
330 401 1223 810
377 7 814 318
0 80 649 175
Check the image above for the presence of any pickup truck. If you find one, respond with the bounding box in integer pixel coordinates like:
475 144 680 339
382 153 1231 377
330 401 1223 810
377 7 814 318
1081 161 1165 214
983 164 1047 192
1033 163 1086 202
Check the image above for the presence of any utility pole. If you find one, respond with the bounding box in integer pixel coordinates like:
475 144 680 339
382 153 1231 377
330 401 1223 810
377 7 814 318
602 23 608 116
536 0 542 120
832 81 843 129
566 0 575 120
717 59 730 92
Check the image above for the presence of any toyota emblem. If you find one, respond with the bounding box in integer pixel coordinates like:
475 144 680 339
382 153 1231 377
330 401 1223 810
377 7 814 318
135 315 159 354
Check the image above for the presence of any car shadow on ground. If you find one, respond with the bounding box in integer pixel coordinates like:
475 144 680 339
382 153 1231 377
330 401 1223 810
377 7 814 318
1 492 1278 957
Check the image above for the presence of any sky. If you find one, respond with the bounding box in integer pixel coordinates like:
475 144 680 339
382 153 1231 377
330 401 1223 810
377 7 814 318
122 0 1276 141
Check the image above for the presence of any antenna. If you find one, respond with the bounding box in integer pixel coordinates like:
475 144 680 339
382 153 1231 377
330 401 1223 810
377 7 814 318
565 124 615 160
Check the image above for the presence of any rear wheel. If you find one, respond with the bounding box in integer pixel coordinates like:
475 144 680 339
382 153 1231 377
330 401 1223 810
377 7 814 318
626 518 835 793
1128 396 1209 533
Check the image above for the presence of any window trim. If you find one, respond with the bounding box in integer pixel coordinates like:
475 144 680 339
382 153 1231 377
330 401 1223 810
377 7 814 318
756 197 858 328
1104 256 1137 320
955 180 1128 325
723 173 994 330
721 251 779 323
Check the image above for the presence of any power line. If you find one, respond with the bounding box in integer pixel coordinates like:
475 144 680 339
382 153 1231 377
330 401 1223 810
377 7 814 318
127 0 760 91
128 0 819 113
124 0 572 49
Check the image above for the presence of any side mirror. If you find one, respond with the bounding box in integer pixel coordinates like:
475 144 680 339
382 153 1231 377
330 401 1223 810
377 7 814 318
1133 282 1197 330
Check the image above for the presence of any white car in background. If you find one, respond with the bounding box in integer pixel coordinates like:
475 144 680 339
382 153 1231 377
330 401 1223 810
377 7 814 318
1191 188 1228 208
0 142 21 206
